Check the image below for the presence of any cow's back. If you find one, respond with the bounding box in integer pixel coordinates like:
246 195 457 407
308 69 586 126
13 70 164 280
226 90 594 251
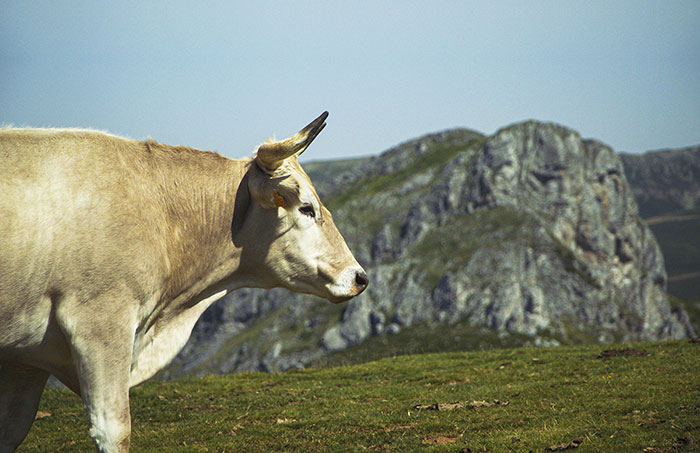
0 129 165 351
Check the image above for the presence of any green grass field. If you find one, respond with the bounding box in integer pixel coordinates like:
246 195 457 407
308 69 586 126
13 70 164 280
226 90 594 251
22 340 699 452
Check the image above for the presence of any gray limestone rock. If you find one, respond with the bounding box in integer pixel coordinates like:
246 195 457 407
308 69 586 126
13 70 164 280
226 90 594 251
165 121 695 378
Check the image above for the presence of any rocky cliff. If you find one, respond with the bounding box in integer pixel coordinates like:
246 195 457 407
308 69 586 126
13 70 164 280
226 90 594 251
162 121 694 379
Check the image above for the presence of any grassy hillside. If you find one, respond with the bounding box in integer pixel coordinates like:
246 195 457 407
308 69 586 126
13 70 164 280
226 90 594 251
312 321 538 369
646 211 700 303
23 340 699 452
641 210 700 332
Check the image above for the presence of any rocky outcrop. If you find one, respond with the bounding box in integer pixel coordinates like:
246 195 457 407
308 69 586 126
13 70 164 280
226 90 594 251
165 121 694 378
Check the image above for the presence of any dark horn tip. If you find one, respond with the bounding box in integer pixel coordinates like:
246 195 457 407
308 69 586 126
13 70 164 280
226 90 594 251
301 111 329 135
316 111 329 125
315 111 329 126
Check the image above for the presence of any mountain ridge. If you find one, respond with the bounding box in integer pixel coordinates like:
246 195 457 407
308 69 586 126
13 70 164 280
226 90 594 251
163 120 695 378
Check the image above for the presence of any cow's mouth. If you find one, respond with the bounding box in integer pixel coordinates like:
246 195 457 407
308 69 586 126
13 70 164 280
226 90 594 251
323 270 368 303
328 294 354 304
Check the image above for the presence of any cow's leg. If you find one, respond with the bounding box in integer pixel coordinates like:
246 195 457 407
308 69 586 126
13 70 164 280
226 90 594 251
0 362 50 452
57 300 136 453
71 332 133 453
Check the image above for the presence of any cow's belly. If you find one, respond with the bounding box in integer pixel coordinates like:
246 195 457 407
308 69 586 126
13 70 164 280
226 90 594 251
0 292 77 389
0 292 53 353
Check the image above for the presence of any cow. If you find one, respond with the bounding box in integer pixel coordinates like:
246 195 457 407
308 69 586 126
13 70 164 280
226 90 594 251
0 112 368 452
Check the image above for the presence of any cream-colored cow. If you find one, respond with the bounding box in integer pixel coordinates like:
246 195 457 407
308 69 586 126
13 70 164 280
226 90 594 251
0 112 367 452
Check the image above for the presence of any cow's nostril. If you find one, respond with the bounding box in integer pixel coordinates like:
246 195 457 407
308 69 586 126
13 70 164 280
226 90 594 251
355 272 369 290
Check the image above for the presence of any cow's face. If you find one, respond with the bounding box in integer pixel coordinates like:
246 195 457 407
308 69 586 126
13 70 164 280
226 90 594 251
239 112 368 303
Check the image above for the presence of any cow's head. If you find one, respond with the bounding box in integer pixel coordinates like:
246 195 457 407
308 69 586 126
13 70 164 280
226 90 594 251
235 112 368 303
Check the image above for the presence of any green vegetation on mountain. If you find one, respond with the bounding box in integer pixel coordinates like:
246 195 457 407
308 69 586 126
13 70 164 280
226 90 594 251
647 213 700 303
406 207 536 289
167 122 693 377
24 340 700 452
325 138 482 212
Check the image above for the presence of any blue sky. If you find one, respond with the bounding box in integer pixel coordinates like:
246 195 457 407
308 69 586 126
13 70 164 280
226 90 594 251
2 1 699 161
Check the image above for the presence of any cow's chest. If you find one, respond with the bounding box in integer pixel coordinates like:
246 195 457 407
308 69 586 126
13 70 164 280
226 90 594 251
129 290 227 386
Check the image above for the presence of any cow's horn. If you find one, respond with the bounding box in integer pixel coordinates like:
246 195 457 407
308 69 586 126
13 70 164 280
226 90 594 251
256 111 328 172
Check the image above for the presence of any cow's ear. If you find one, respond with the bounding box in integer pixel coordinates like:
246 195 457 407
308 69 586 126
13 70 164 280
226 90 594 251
231 172 252 244
248 165 287 209
248 158 305 211
272 190 287 208
248 172 277 209
248 169 301 210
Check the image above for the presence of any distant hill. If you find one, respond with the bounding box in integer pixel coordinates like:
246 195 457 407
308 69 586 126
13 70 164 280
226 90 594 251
620 146 700 218
162 121 694 378
620 147 700 307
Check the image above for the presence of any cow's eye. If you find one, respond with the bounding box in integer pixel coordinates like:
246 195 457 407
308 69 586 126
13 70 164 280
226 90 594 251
299 204 316 218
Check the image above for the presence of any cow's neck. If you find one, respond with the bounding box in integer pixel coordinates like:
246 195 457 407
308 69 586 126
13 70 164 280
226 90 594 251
130 146 257 384
144 143 256 312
